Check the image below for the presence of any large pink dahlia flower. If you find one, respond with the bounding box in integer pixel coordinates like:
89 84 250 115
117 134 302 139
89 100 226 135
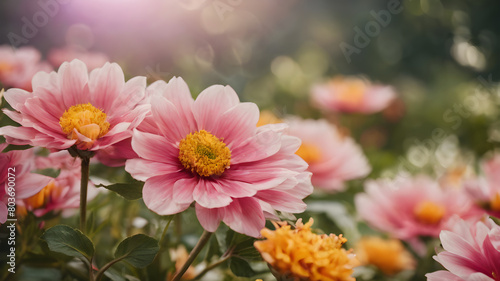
311 76 396 114
465 154 500 219
0 59 148 152
285 117 371 192
0 143 52 224
355 176 482 241
125 77 313 237
426 217 500 281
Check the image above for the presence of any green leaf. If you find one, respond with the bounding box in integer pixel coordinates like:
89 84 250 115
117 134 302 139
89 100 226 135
41 225 94 262
229 257 255 277
1 144 32 153
205 235 221 262
114 234 159 268
97 181 144 200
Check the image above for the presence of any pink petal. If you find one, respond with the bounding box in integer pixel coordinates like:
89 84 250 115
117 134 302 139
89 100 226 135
0 126 38 145
130 130 178 163
230 126 282 165
192 85 239 131
88 62 125 111
426 270 464 281
142 174 191 216
14 173 52 199
125 159 182 181
255 190 307 213
172 177 198 204
210 102 259 148
193 180 233 208
150 95 195 142
4 88 31 111
195 204 222 232
221 198 265 238
59 60 90 107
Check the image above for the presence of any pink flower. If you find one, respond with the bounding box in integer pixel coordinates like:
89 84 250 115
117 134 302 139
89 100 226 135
426 217 500 281
18 151 98 217
285 117 370 192
0 143 52 224
355 176 482 241
125 77 313 237
311 76 396 114
465 154 500 218
0 59 149 152
48 47 110 71
0 45 52 91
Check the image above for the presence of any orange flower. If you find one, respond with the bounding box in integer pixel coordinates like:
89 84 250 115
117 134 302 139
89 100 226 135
355 236 415 275
254 219 358 281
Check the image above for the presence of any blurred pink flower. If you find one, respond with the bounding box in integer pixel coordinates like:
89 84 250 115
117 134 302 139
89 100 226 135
465 154 500 219
48 47 110 70
355 176 482 241
0 143 52 224
426 217 500 281
311 76 396 114
0 59 149 152
285 117 371 192
18 151 98 217
125 77 313 237
0 45 52 91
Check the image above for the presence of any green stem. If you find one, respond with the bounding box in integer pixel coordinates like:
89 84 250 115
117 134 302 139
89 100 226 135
160 216 174 248
94 257 125 281
171 230 213 281
191 253 232 281
80 156 90 233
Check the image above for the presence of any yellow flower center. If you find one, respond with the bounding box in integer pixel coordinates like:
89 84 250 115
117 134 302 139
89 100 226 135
296 142 321 164
59 103 110 142
413 201 446 225
330 78 366 107
178 130 231 177
0 61 14 74
24 180 61 210
490 192 500 212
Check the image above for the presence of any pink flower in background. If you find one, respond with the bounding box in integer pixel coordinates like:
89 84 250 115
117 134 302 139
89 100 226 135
0 143 52 224
48 47 110 71
285 117 370 192
355 176 482 241
0 45 52 91
18 151 98 217
465 154 500 218
311 76 396 114
125 77 313 237
426 217 500 281
0 59 149 152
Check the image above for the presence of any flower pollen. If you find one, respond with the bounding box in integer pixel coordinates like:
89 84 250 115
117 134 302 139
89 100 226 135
59 103 110 145
413 201 446 225
178 130 231 177
254 218 358 281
